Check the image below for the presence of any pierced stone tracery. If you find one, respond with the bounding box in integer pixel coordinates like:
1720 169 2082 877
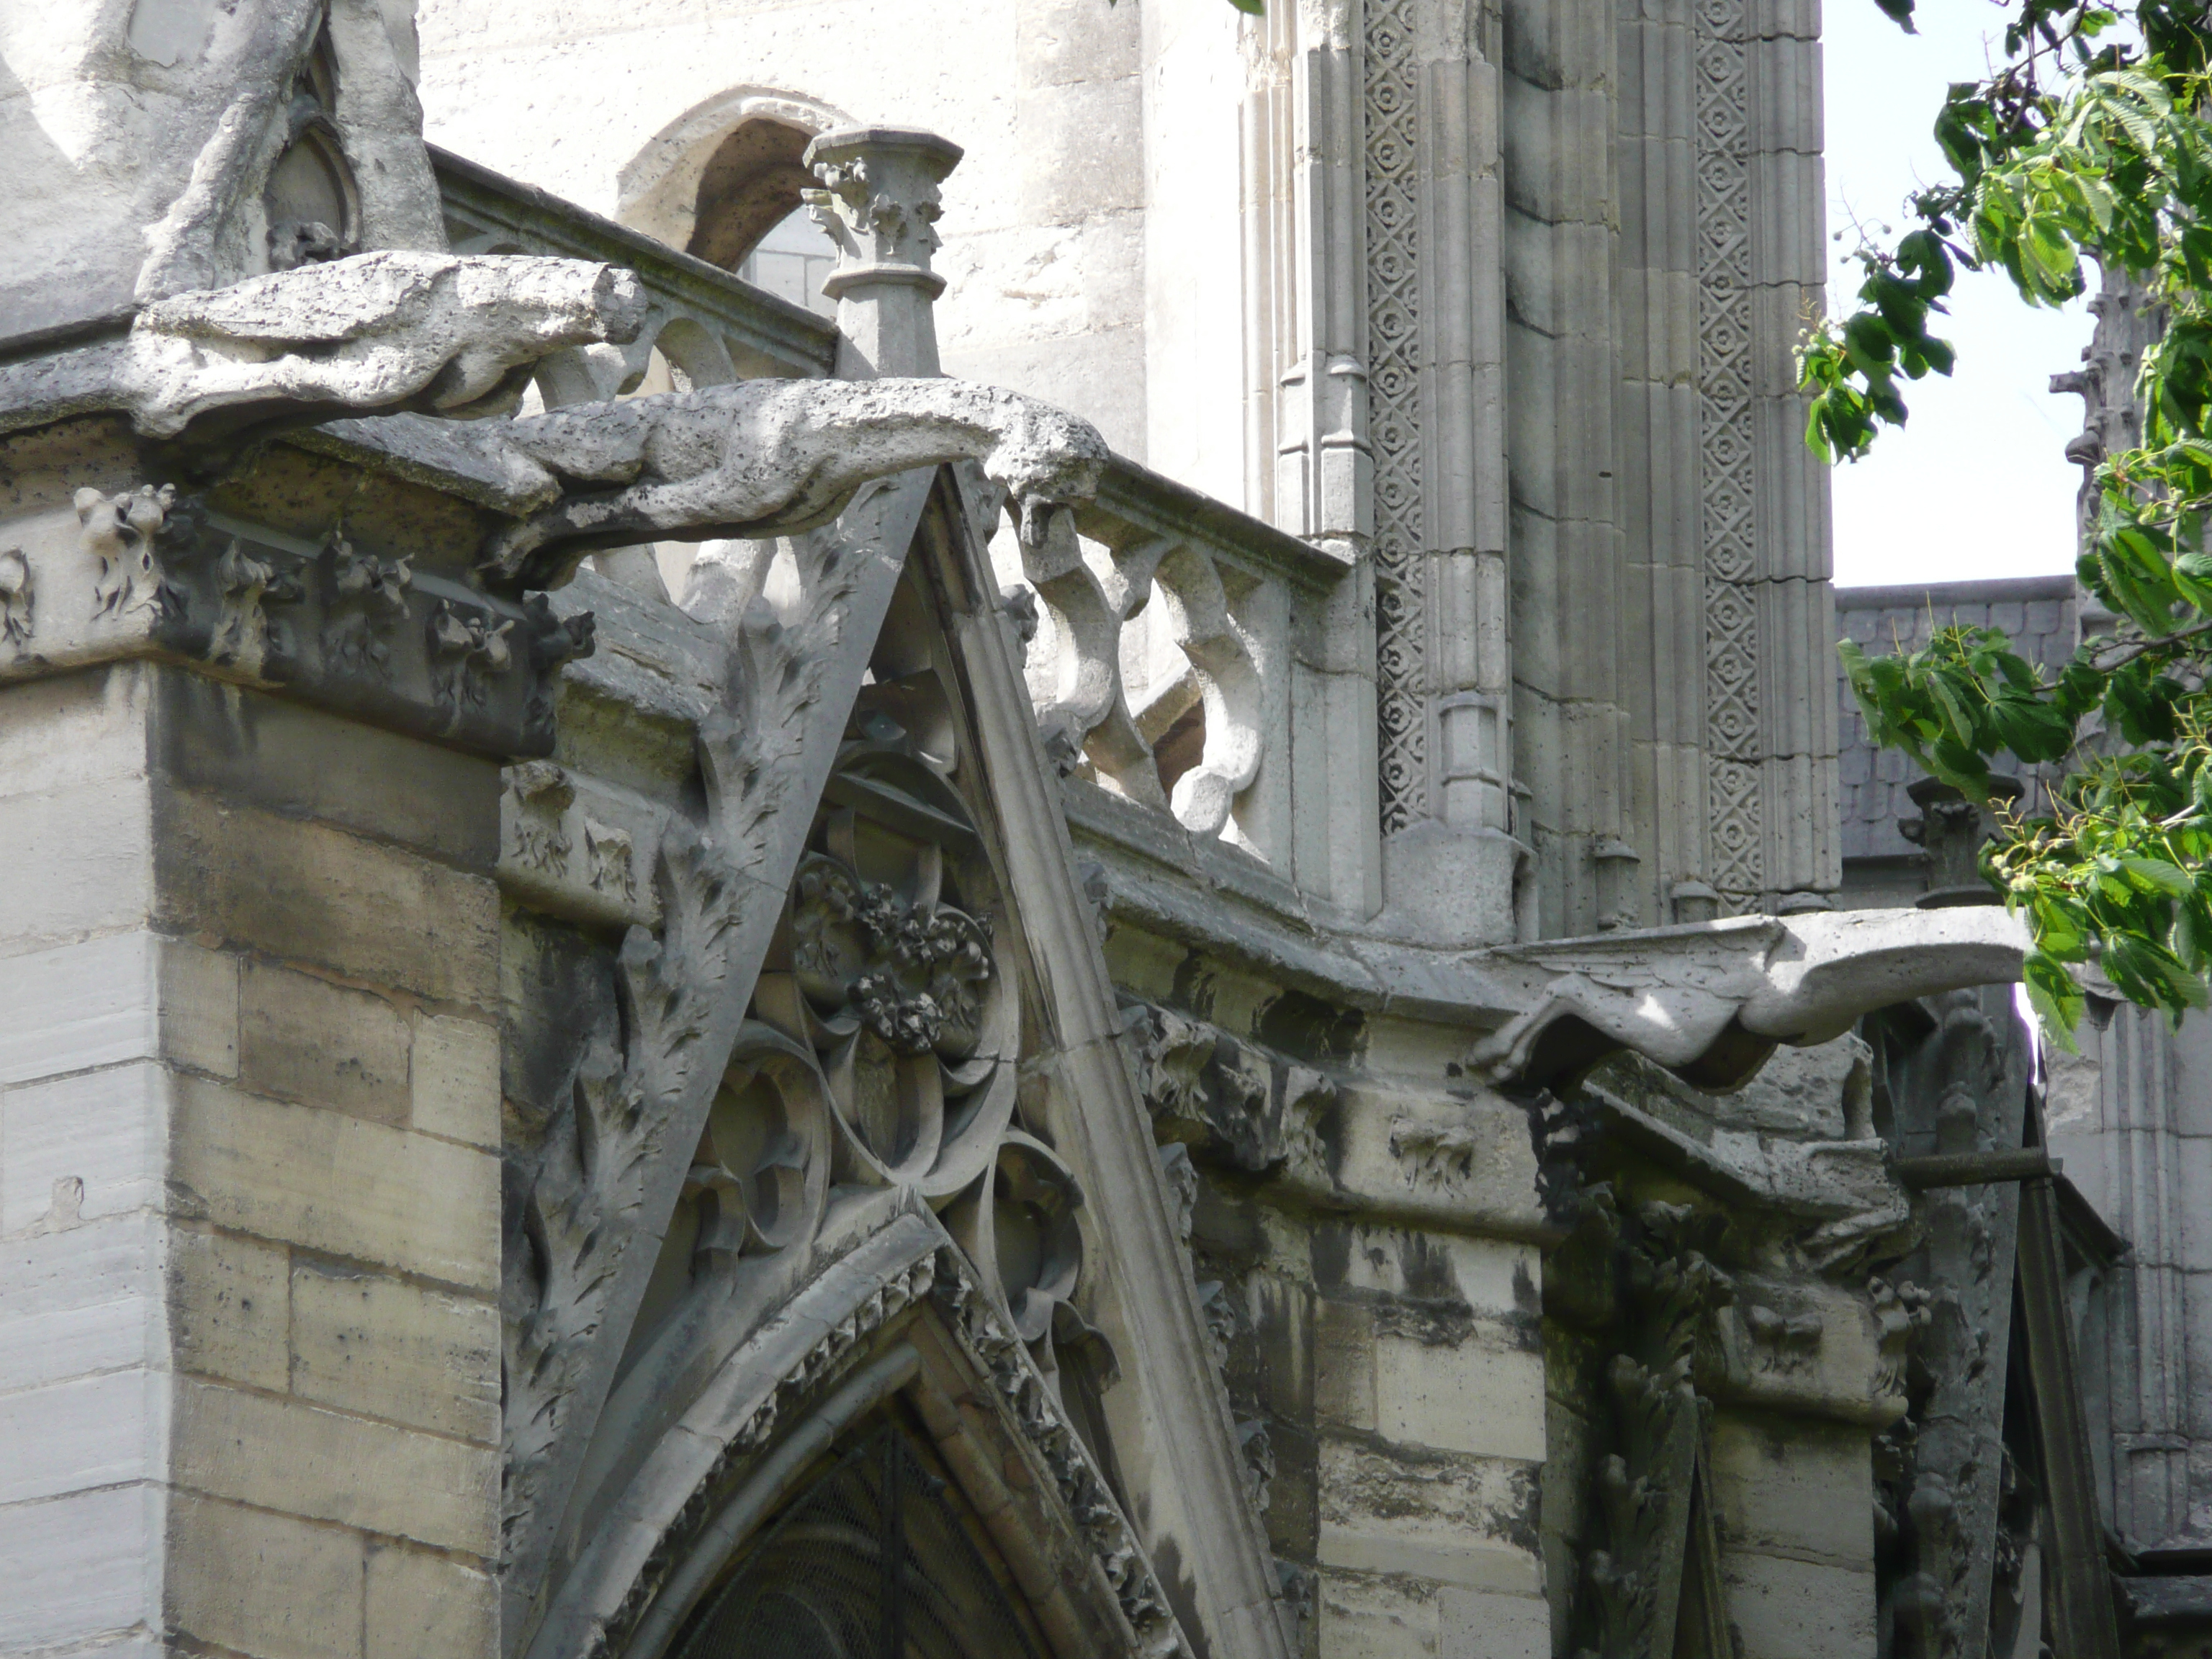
752 716 1020 1201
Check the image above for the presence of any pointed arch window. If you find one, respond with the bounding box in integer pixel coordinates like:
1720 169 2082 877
670 1426 1048 1659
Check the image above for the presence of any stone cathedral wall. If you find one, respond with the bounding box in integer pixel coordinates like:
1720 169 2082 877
414 0 1250 495
0 4 2100 1658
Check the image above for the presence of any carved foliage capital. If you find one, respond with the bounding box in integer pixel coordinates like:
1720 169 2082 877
801 126 963 289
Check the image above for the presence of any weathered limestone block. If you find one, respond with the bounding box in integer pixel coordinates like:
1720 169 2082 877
165 1493 368 1659
0 1483 162 1655
1439 1588 1550 1659
1711 1412 1876 1570
1723 1552 1880 1659
171 1226 292 1392
158 792 500 1011
1317 1439 1544 1593
289 1262 502 1441
0 539 510 1659
173 1378 497 1554
0 931 236 1086
1319 1571 1442 1659
1373 1330 1546 1462
367 1545 500 1659
240 962 415 1125
174 1076 500 1292
410 1012 503 1151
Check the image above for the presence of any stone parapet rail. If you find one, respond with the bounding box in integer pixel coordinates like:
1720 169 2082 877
428 144 1377 911
1014 454 1375 909
432 145 837 390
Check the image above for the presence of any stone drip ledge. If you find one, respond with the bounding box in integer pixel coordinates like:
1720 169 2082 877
1082 801 2029 1084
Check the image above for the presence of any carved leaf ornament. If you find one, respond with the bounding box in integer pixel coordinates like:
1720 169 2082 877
559 717 1133 1655
752 731 1021 1201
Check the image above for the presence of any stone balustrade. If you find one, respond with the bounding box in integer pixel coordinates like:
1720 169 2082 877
433 147 837 392
1008 457 1374 905
435 144 1377 911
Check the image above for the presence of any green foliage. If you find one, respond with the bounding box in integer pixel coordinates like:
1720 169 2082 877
1813 0 2212 1040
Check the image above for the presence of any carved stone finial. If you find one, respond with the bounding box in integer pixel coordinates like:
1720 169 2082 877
801 126 964 379
1901 775 2021 909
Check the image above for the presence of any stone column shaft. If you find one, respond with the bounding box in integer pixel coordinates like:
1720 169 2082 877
1422 31 1512 837
804 125 963 381
1503 0 1629 936
1617 0 1709 925
1748 0 1838 902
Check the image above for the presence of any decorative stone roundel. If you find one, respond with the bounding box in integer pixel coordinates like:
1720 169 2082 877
949 1132 1085 1346
752 726 1017 1205
688 1030 833 1264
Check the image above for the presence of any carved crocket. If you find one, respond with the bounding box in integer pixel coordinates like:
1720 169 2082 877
475 377 1112 589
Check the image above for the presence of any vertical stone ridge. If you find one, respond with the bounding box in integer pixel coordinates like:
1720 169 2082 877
1694 0 1763 907
1367 0 1429 834
1747 0 1839 902
1617 0 1709 921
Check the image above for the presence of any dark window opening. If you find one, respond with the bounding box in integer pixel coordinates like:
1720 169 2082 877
670 1423 1051 1659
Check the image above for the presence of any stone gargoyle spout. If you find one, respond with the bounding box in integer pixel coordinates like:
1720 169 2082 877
473 378 1112 590
1467 906 2031 1089
0 251 646 442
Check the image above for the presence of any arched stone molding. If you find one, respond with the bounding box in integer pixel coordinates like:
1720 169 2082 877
616 87 858 266
529 1208 1188 1659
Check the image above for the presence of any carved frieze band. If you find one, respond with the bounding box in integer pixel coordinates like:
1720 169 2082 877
1695 0 1763 903
1 487 589 758
500 760 664 930
1365 0 1428 835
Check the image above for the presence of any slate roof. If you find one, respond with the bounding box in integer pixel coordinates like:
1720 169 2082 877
1833 575 2079 863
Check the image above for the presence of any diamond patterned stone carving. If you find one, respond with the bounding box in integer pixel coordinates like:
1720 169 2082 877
1697 0 1762 904
1367 0 1426 835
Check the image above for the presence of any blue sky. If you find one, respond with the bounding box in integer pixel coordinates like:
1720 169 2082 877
1823 0 2092 587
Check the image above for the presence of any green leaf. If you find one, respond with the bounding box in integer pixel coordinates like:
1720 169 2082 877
2123 855 2195 896
2023 950 2086 1046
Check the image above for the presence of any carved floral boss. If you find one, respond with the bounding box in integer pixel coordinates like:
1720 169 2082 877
773 848 999 1184
791 854 993 1062
768 840 1088 1374
742 734 1087 1374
